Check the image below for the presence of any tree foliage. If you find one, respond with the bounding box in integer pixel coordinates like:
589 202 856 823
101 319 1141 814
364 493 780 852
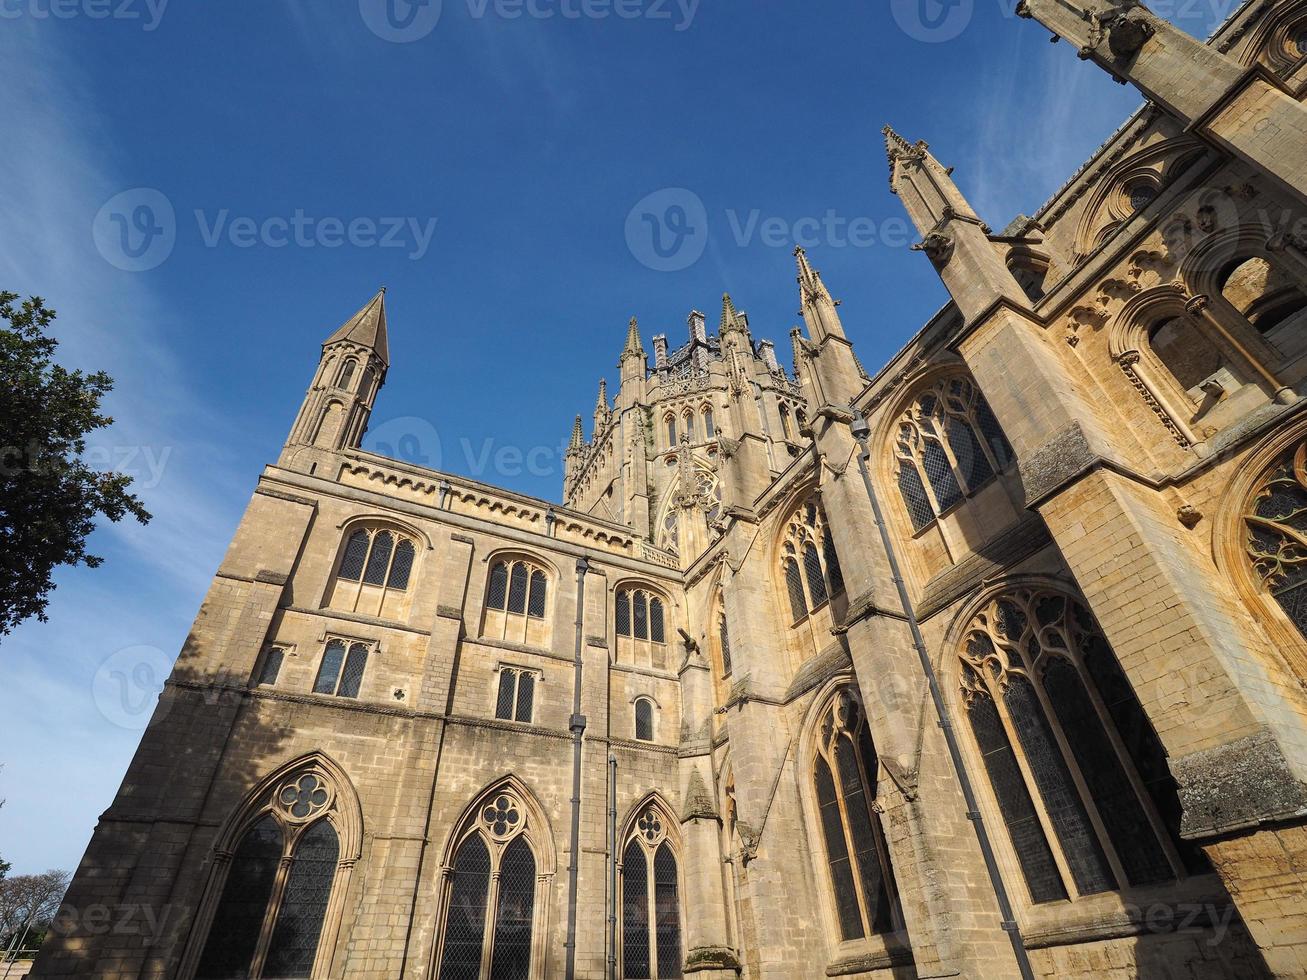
0 869 71 950
0 292 150 636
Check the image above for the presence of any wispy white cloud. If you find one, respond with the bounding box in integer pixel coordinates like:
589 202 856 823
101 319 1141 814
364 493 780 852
0 22 244 871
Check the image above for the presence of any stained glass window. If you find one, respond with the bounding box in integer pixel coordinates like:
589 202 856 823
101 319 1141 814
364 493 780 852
823 532 845 597
616 591 631 635
894 376 1014 530
703 408 714 438
959 588 1185 904
815 756 863 941
633 593 648 640
780 498 844 626
617 589 668 646
653 844 682 979
195 816 283 979
803 542 829 608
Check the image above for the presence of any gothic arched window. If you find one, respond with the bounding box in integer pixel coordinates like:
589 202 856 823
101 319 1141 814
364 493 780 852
331 525 419 619
702 406 715 439
665 414 677 447
811 689 899 941
435 784 547 980
682 410 695 442
894 376 1013 532
779 404 793 440
1246 435 1307 640
616 586 670 666
621 804 682 979
194 766 350 980
484 557 551 647
959 588 1195 906
779 499 845 625
718 613 732 678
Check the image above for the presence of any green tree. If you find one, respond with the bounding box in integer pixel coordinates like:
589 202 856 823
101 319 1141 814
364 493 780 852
0 292 150 636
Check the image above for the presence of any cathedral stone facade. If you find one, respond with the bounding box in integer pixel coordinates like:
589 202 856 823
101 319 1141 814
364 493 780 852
33 1 1307 977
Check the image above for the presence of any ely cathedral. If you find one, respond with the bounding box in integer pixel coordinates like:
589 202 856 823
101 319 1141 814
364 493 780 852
34 1 1307 977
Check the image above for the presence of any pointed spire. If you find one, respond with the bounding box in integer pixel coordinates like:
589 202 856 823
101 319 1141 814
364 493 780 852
794 247 846 343
882 125 920 168
324 287 389 366
790 327 806 380
569 414 585 451
622 316 645 357
596 377 608 410
795 247 834 305
720 293 739 332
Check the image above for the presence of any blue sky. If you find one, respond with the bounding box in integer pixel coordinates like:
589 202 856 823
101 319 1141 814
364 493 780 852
0 0 1230 874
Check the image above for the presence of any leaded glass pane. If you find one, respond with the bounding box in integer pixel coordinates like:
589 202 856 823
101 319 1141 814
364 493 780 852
616 591 631 637
439 835 491 980
654 843 682 978
623 841 651 979
945 416 994 492
815 755 863 940
975 396 1012 469
264 821 339 979
1081 633 1207 873
649 598 665 644
515 672 535 723
803 542 828 608
784 560 807 622
666 417 676 446
921 439 963 512
634 593 649 640
507 564 528 614
489 837 535 980
1042 657 1171 887
195 816 283 980
527 571 547 618
635 699 654 741
336 644 368 699
684 413 695 441
496 671 516 720
823 532 845 596
363 531 393 586
703 409 714 438
719 616 732 677
258 648 284 687
487 563 509 611
1004 675 1114 896
897 462 935 531
966 691 1067 904
388 539 415 590
835 736 892 934
338 531 369 581
314 641 346 696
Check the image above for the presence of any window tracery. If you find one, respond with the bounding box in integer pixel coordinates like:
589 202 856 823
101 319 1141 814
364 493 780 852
483 557 551 647
331 525 418 618
435 783 548 980
621 802 682 979
1246 436 1307 640
780 500 845 624
810 688 899 941
893 376 1012 532
958 587 1192 906
192 759 355 980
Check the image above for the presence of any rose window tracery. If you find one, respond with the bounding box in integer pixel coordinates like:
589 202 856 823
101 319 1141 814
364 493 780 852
277 773 332 822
